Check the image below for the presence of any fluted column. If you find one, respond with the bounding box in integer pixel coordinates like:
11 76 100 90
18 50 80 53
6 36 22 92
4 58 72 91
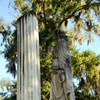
17 14 41 100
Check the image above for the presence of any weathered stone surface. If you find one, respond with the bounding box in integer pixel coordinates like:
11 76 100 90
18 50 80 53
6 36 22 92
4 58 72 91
50 29 75 100
17 14 41 100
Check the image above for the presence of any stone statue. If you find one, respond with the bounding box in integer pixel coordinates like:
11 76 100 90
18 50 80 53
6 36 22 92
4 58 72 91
50 29 75 100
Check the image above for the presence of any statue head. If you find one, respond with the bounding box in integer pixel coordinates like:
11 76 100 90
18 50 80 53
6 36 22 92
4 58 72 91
54 29 68 41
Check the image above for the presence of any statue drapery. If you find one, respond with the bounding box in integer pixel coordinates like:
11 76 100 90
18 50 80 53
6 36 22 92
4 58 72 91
50 29 75 100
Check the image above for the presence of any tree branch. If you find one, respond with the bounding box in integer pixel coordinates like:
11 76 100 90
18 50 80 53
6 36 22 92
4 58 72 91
43 0 47 26
58 2 100 28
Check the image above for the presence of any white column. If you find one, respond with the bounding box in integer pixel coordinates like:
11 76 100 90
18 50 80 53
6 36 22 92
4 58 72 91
17 14 41 100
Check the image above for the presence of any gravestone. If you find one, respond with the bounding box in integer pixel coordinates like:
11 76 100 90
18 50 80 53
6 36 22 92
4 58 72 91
17 14 41 100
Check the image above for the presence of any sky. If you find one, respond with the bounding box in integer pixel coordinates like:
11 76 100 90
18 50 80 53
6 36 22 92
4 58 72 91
0 0 15 81
76 34 100 55
0 0 100 81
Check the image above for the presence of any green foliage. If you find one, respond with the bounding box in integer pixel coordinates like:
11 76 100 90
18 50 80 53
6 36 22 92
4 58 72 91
0 80 16 100
75 87 100 100
1 28 17 78
4 29 17 78
0 20 11 46
41 81 51 100
71 49 100 96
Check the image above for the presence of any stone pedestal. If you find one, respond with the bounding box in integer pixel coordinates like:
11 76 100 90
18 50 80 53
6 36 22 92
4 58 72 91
17 14 41 100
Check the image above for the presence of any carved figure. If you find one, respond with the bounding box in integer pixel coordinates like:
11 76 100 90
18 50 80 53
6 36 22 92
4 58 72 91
50 29 75 100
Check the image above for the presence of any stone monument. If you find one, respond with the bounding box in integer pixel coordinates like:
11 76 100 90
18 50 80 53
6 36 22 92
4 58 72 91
17 14 41 100
50 29 75 100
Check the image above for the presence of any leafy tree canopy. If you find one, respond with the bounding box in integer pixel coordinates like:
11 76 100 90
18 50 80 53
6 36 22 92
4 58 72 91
0 80 16 100
71 49 100 96
0 0 100 99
